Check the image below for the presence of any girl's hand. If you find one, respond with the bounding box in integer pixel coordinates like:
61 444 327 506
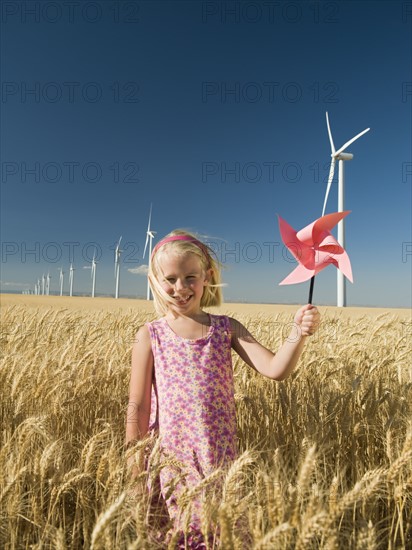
126 477 147 504
294 304 320 337
125 455 147 504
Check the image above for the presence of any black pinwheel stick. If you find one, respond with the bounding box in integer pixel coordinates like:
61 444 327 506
308 276 315 305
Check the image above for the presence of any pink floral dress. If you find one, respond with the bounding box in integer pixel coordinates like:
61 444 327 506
146 314 238 530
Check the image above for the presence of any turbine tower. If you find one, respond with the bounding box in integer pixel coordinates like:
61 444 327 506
41 274 45 295
91 250 97 298
58 267 64 296
114 237 122 299
69 263 75 297
323 112 370 307
143 204 156 300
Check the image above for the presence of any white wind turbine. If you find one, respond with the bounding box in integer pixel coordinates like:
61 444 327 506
37 278 41 295
323 112 370 307
114 237 122 299
91 250 97 298
41 274 45 295
69 263 75 297
46 273 51 295
143 204 156 300
58 267 64 296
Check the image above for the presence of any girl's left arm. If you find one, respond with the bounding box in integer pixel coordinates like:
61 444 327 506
230 304 320 381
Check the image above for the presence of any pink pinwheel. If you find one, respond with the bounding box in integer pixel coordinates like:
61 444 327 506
278 211 353 286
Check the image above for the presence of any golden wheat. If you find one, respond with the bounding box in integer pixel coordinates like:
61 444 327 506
1 301 411 548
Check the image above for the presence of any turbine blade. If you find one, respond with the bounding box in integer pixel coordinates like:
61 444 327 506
114 242 118 277
335 127 370 157
322 158 336 217
143 232 149 258
326 112 335 154
115 237 122 264
143 204 153 258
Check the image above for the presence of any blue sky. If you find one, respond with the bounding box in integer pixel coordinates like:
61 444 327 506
1 0 411 308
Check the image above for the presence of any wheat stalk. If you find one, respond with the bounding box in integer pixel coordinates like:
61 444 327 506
90 492 126 549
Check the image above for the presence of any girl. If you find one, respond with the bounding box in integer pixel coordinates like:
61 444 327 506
126 229 320 546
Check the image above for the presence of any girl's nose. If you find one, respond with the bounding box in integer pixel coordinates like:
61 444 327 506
174 278 186 291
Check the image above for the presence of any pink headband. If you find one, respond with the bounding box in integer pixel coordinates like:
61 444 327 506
151 235 210 260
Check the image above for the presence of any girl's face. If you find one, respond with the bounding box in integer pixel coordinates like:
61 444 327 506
158 251 211 316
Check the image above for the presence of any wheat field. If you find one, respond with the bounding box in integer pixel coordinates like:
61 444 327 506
1 295 411 549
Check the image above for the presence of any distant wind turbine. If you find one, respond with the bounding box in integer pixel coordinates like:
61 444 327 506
143 204 156 300
323 112 370 307
46 273 51 295
91 250 97 298
114 237 122 299
69 263 75 297
58 267 64 296
41 274 45 295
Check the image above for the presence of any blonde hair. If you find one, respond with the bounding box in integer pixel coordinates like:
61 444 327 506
148 229 223 316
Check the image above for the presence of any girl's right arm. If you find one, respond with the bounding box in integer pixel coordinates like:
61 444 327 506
125 325 154 476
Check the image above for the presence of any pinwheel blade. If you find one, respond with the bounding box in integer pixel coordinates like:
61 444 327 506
279 263 316 285
313 210 350 234
335 127 370 157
